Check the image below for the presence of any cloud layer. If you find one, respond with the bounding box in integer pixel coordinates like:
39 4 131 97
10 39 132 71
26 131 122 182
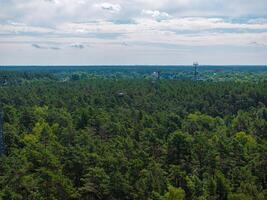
0 0 267 64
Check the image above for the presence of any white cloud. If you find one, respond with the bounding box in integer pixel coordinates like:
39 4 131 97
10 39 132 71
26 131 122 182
94 3 121 13
0 0 267 64
142 9 170 21
0 22 55 35
1 17 267 47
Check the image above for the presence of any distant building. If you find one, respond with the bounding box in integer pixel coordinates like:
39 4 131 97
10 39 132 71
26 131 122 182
151 71 160 80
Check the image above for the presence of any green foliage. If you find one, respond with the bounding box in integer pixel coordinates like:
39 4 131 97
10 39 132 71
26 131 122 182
160 185 185 200
228 193 252 200
167 131 192 170
0 75 266 199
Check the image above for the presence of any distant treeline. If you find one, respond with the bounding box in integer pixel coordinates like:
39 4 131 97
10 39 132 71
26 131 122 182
0 71 56 86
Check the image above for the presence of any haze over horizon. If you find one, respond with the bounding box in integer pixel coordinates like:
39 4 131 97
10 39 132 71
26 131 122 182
0 0 267 65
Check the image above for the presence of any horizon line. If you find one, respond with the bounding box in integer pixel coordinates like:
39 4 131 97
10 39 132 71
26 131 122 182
1 64 267 67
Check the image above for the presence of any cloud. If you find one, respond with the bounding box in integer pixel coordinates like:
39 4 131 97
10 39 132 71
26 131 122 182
0 22 55 35
249 41 267 47
94 3 121 13
121 42 129 46
70 43 85 49
32 43 60 50
32 44 44 49
50 46 61 50
43 0 60 5
17 17 265 48
142 9 170 21
248 18 267 24
1 0 267 64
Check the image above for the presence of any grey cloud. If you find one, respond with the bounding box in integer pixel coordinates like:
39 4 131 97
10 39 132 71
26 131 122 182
32 43 60 50
32 43 44 49
249 41 267 47
160 0 267 17
70 43 85 49
88 32 124 39
121 42 129 46
248 18 267 24
50 46 61 50
43 0 56 3
112 19 136 25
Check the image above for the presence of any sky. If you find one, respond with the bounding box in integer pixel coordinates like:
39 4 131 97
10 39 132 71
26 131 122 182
0 0 267 65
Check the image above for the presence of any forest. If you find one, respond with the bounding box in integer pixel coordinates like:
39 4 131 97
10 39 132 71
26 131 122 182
0 71 267 200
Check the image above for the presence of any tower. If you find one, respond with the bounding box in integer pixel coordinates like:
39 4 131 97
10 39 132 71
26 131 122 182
193 62 199 81
157 71 161 80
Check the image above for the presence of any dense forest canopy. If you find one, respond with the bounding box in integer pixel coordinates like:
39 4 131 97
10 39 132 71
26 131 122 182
0 69 266 200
